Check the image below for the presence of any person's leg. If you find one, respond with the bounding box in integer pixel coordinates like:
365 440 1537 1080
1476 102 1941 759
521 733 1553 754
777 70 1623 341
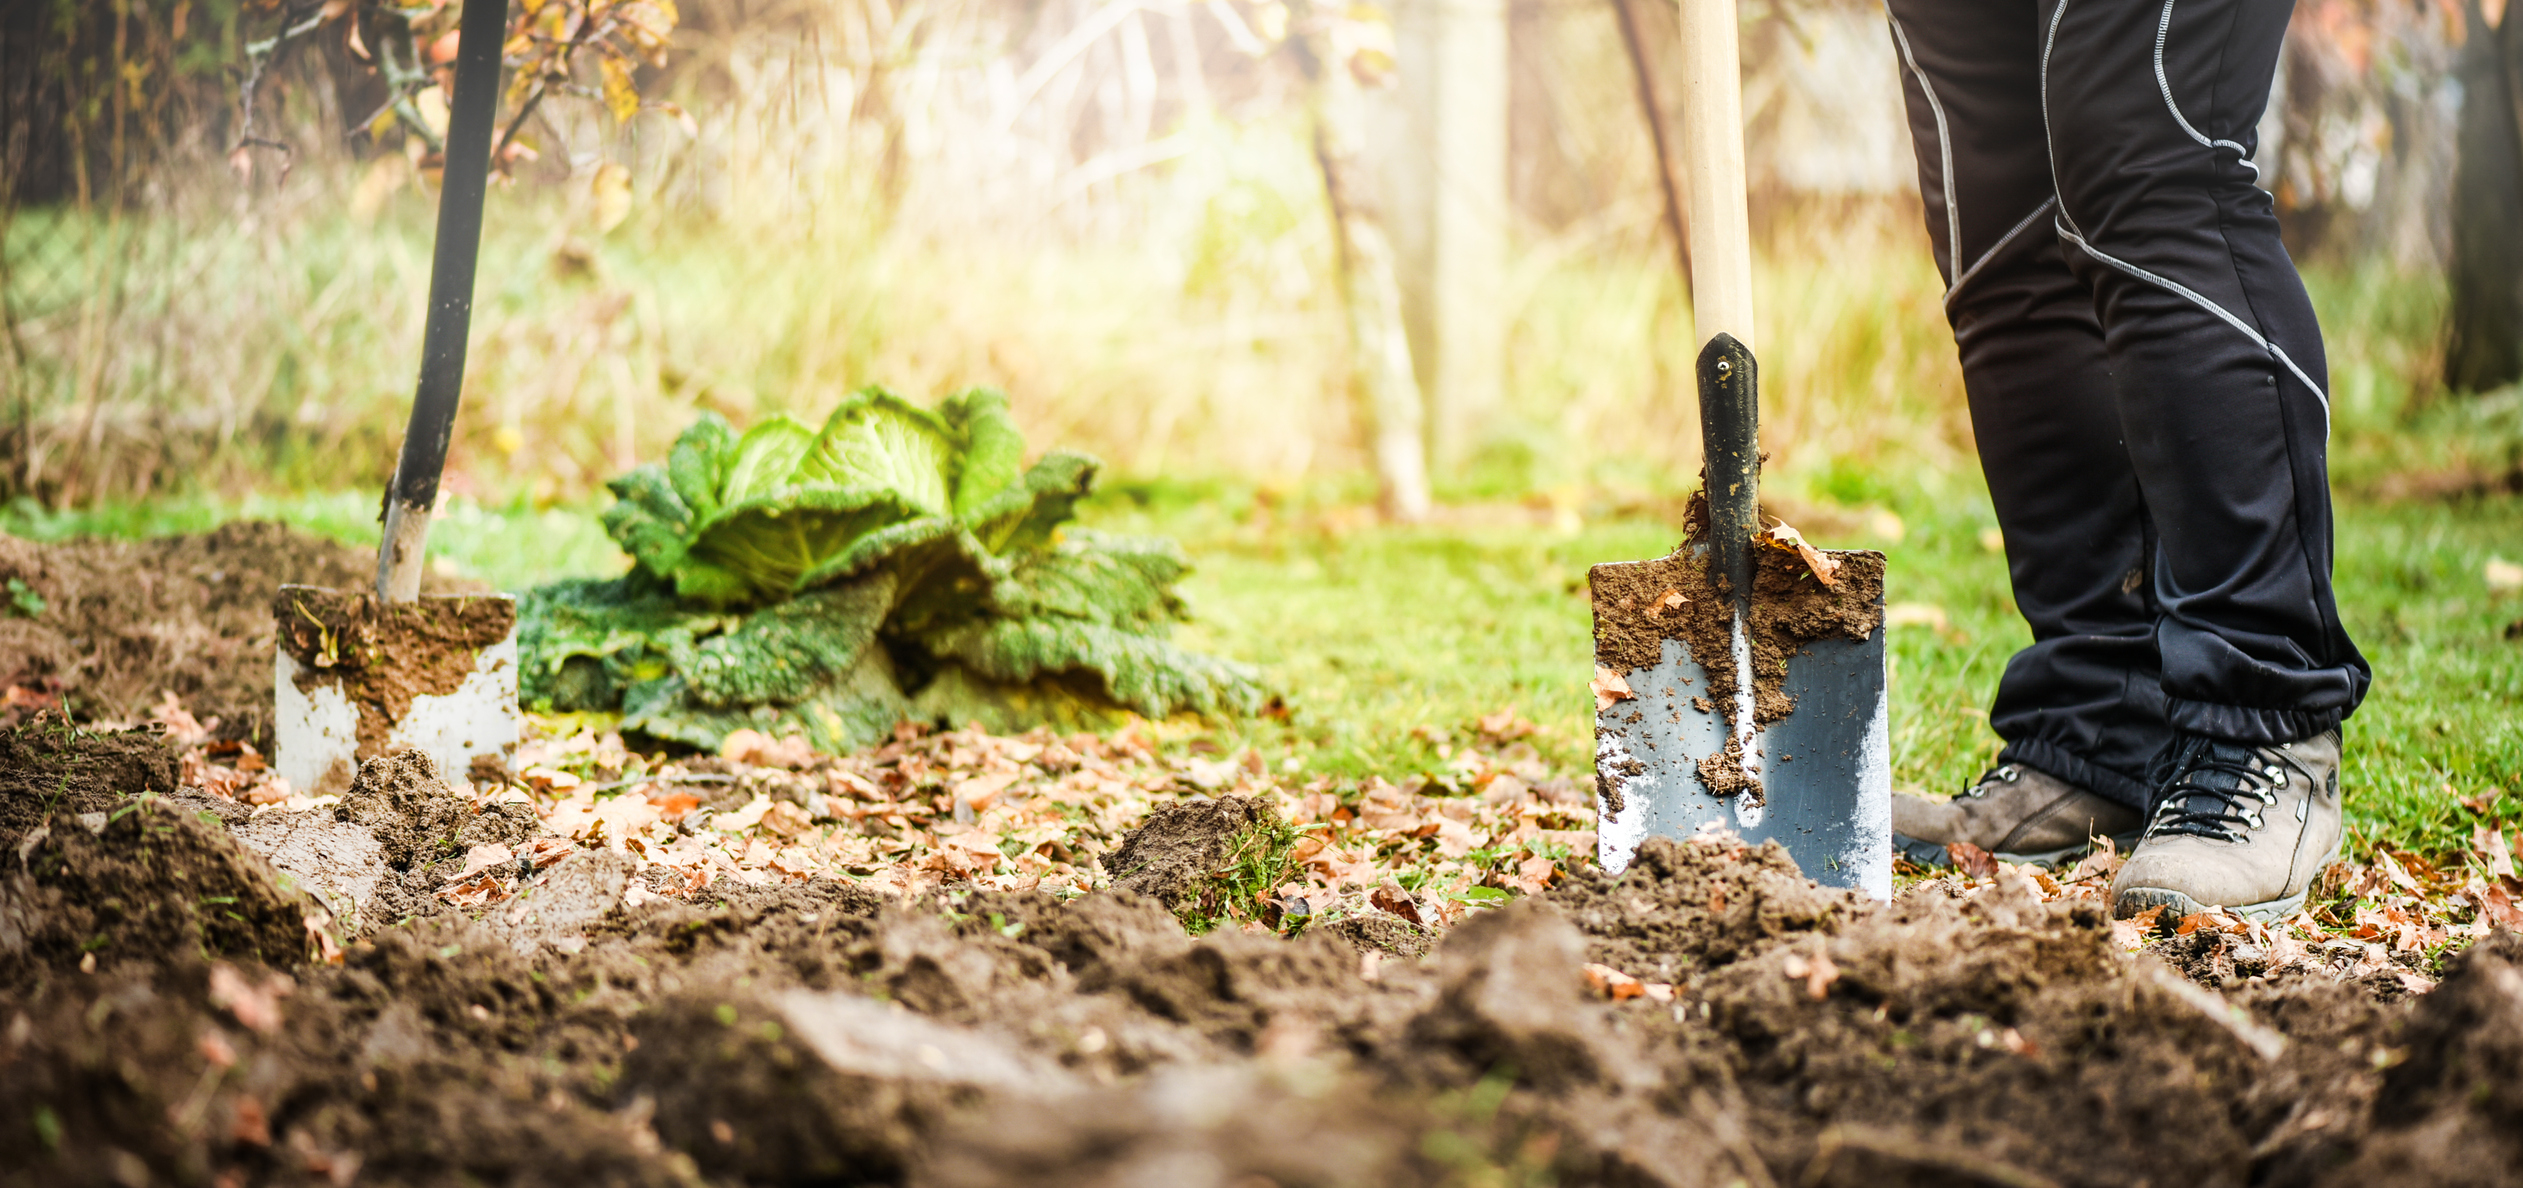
2037 0 2368 740
2035 0 2367 917
1884 0 2168 810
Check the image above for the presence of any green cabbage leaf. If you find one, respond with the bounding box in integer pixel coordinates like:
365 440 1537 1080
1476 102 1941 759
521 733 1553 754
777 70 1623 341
521 387 1264 751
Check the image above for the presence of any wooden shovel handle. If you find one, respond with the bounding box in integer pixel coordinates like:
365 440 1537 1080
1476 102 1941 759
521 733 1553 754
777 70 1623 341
1679 0 1754 356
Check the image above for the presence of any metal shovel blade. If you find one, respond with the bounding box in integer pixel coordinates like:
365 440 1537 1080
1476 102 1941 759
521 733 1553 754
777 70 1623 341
1590 551 1891 897
274 585 520 796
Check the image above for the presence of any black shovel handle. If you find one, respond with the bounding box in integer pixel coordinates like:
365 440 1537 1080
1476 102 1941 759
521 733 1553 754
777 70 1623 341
1697 333 1760 608
378 0 509 600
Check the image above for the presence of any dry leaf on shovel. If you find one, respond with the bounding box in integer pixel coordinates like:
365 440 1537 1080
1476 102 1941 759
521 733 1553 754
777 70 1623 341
1759 520 1841 587
1591 666 1636 712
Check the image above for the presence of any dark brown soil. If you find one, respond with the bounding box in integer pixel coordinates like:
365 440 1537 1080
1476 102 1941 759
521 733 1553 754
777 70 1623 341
0 522 478 744
0 725 179 849
6 727 2519 1188
274 587 516 758
4 533 2522 1188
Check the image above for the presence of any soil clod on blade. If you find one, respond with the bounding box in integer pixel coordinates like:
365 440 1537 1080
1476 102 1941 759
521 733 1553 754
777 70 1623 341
1590 492 1885 795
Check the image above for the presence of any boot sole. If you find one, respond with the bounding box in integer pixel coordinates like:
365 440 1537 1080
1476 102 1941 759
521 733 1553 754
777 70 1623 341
2108 840 2343 923
2110 885 2306 924
1894 831 2142 873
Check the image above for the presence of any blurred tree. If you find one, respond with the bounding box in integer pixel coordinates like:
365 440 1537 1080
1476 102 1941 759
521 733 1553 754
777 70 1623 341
1610 0 1691 296
2446 0 2523 392
1393 0 1507 473
1294 0 1431 521
228 0 686 185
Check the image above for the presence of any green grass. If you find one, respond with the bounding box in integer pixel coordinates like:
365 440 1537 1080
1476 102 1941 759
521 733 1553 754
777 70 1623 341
1127 483 2523 856
9 465 2517 866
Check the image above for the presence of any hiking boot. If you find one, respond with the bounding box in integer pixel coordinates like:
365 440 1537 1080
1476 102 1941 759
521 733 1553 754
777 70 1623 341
1891 763 2143 870
2109 729 2344 923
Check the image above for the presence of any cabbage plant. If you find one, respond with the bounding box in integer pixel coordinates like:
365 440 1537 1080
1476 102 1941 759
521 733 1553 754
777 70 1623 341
518 387 1264 751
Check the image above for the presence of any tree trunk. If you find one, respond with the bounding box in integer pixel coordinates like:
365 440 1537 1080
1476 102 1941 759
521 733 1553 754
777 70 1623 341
2445 0 2523 393
1303 14 1433 522
1393 0 1509 473
1611 0 1692 295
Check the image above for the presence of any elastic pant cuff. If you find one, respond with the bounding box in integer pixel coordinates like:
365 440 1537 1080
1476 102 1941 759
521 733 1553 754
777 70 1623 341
1994 738 2152 812
2162 697 2345 746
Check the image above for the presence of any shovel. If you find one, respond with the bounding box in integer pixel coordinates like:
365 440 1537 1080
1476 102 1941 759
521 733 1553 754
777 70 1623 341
274 0 519 798
1587 0 1889 896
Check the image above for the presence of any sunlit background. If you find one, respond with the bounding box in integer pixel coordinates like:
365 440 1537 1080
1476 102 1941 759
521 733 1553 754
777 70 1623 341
2 0 2516 826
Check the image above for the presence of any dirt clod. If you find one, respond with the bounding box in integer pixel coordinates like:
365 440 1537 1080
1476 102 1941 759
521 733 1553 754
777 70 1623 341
2 792 315 983
336 748 471 871
1101 793 1273 908
0 724 178 851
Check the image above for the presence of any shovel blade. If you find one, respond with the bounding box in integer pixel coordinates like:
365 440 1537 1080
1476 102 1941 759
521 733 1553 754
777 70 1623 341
1592 561 1891 898
274 586 520 797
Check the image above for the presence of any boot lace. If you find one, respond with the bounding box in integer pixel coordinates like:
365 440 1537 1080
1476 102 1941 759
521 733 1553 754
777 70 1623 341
2144 736 2283 843
1960 764 2021 799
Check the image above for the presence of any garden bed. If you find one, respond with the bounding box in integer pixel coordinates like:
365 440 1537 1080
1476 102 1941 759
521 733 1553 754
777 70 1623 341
1 526 2519 1188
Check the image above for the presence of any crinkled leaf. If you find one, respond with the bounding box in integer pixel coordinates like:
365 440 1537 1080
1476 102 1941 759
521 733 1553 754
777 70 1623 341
683 485 923 605
666 412 735 523
903 532 1261 719
673 573 895 708
982 530 1186 628
963 452 1098 553
621 646 911 754
907 663 1128 736
945 388 1027 516
600 465 695 578
720 414 818 504
797 387 957 516
918 617 1263 720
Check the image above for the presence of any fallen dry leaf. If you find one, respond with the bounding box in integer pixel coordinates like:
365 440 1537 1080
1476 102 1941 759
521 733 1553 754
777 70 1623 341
1779 949 1841 1000
230 1093 271 1147
208 963 292 1034
2474 825 2517 879
2487 557 2523 593
1370 883 1424 926
440 872 513 908
304 910 345 965
1947 841 1999 880
458 842 515 879
2481 880 2523 929
760 800 814 839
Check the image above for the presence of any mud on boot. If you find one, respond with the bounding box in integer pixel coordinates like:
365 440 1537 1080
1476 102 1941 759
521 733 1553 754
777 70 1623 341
1890 763 2142 870
2109 729 2343 923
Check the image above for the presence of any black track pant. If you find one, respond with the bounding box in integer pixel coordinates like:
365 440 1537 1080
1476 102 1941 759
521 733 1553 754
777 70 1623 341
1885 0 2368 808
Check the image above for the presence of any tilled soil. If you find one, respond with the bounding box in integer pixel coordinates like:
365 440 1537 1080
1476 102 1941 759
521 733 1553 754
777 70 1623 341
3 728 2519 1188
0 523 477 742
